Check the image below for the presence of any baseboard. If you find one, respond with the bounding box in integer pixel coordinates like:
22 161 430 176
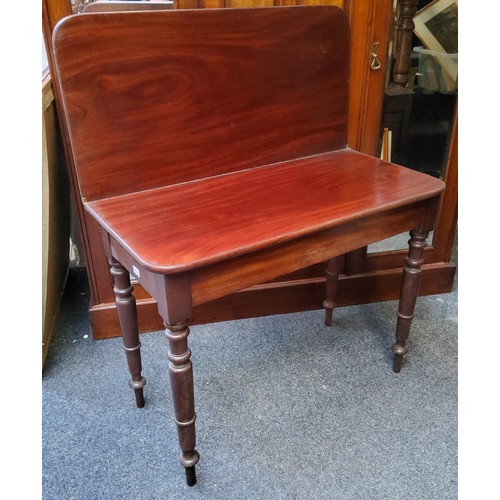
89 262 456 339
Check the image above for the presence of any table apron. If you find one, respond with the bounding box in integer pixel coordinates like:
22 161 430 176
190 197 439 306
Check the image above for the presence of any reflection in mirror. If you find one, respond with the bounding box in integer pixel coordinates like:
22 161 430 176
368 0 457 254
76 0 174 14
369 230 434 254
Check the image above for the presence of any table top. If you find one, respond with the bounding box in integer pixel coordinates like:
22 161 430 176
87 149 445 274
53 7 350 202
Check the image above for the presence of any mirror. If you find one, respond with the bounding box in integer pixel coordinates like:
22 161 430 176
368 0 457 254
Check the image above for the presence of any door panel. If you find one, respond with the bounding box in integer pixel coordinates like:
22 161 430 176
175 1 345 8
44 0 455 339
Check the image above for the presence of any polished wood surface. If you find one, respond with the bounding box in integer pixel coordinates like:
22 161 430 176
52 6 446 485
347 0 392 154
53 7 349 201
87 150 443 273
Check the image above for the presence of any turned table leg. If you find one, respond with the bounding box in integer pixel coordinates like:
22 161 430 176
323 257 340 326
164 321 200 486
392 229 429 373
109 257 146 408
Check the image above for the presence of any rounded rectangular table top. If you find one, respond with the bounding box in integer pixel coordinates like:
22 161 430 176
87 149 445 273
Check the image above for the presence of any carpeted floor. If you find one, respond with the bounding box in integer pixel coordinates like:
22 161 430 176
42 256 457 500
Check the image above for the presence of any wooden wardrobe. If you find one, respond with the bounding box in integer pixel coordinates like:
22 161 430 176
42 0 457 339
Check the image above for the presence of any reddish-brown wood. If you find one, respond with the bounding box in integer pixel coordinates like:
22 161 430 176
89 263 456 339
44 0 456 340
43 0 72 34
108 256 146 408
174 0 383 154
354 111 459 275
53 7 349 202
85 150 443 274
164 321 199 486
187 198 440 306
52 7 446 485
393 230 428 372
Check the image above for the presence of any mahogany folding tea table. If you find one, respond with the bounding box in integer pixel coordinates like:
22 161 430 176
53 6 445 486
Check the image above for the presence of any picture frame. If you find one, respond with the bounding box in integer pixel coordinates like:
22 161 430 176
413 0 458 80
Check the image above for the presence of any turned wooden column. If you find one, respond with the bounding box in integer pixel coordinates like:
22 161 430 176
392 0 419 86
323 257 341 326
164 320 199 486
392 229 428 372
109 257 146 408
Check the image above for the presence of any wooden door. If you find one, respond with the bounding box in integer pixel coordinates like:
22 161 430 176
43 0 454 339
343 0 458 283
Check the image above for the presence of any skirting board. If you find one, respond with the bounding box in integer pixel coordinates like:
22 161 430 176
89 262 456 339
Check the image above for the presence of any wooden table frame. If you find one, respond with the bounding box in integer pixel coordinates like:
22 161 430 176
103 198 437 486
53 6 445 486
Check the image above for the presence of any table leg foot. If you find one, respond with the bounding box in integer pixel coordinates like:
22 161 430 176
129 376 146 408
165 321 200 484
185 466 197 486
392 344 407 373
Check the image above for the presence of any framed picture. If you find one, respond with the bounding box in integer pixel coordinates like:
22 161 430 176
413 0 458 80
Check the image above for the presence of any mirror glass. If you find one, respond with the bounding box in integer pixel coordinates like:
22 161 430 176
368 0 457 254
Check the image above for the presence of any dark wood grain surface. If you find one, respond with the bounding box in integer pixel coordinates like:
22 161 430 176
87 149 444 273
53 7 349 201
51 7 448 482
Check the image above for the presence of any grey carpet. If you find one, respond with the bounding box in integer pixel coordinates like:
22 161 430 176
43 264 457 500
